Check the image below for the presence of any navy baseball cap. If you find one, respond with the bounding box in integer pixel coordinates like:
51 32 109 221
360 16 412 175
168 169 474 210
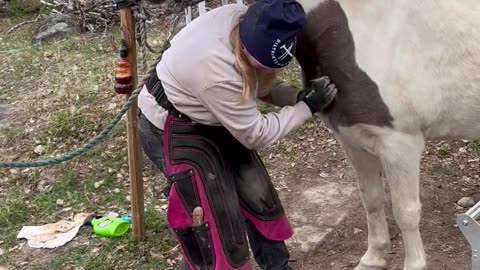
239 0 306 69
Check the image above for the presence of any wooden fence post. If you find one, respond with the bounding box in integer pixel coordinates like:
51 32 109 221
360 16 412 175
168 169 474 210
115 0 145 241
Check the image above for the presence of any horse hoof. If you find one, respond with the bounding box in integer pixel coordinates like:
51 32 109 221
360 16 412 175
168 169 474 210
354 265 387 270
354 259 387 270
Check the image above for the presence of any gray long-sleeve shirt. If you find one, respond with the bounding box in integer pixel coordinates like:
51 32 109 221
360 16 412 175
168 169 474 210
138 4 312 149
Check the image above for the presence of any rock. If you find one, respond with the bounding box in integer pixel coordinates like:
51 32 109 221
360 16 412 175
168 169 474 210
34 145 45 155
319 172 329 178
94 180 104 189
56 199 65 206
33 14 78 45
113 188 121 193
37 180 52 193
107 103 117 111
34 23 71 45
457 197 475 208
0 248 4 256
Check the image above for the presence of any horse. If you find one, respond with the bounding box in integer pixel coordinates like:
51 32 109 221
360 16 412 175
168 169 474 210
294 0 480 269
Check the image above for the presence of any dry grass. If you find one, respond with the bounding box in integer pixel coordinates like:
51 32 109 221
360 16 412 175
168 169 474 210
0 15 179 269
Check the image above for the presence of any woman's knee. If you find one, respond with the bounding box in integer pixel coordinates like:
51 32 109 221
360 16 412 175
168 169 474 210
137 112 167 175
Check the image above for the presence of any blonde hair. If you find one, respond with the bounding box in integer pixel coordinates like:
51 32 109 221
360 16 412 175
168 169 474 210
230 14 276 102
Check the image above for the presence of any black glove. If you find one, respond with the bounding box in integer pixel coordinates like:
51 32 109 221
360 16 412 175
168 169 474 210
297 76 337 113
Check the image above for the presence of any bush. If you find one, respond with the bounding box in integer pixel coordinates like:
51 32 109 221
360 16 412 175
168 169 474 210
6 0 46 17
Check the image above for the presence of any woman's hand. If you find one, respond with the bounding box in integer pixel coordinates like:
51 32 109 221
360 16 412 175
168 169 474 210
297 76 337 113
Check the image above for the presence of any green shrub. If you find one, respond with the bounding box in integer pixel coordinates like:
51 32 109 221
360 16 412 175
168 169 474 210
7 0 46 17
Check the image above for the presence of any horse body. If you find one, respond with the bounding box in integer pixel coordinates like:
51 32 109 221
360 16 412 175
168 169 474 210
295 0 480 269
344 0 480 141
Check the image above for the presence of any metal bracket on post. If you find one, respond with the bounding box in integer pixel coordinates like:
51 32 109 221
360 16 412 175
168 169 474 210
457 201 480 270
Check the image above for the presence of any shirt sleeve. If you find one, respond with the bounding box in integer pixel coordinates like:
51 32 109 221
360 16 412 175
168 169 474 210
196 80 312 149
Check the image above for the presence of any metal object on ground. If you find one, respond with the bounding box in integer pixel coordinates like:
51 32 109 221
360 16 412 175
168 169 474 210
457 201 480 270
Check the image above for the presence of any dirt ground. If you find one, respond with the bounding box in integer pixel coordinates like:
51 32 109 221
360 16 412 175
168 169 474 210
289 138 479 270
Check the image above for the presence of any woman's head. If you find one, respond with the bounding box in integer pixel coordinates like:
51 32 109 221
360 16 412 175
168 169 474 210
230 0 306 101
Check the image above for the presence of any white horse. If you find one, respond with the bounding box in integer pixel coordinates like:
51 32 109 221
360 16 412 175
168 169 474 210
294 0 480 269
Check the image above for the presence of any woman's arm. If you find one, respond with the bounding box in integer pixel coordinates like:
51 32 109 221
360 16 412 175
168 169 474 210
258 79 300 107
196 80 312 149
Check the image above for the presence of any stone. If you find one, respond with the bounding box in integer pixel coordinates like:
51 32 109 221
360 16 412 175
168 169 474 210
33 14 78 45
457 197 475 208
319 172 330 178
94 180 104 189
34 145 45 155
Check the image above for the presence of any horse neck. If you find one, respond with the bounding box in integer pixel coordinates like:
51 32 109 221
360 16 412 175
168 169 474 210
299 0 407 20
295 0 363 89
295 0 395 128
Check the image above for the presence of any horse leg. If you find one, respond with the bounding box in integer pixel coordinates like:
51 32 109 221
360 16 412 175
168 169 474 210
339 139 390 270
381 132 426 270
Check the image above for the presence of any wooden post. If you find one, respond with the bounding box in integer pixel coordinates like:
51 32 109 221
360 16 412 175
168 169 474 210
117 1 145 241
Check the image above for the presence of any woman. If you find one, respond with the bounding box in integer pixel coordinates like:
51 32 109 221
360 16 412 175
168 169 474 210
137 0 337 269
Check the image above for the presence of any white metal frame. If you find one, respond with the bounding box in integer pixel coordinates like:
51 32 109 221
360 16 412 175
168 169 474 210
185 0 244 25
457 201 480 270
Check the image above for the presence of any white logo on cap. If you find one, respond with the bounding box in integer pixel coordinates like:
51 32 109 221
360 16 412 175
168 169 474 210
271 38 295 67
278 43 294 61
